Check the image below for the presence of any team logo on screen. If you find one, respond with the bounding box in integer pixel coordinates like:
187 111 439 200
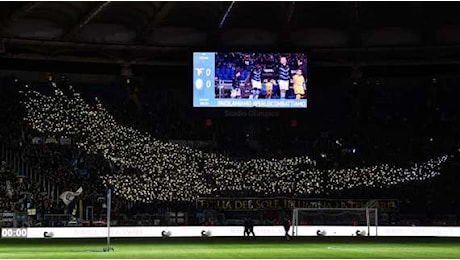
195 79 204 90
195 68 204 76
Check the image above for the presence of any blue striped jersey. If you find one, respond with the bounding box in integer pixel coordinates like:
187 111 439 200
278 64 291 81
251 68 262 81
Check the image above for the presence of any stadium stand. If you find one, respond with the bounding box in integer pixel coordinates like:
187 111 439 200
0 2 460 229
0 74 459 227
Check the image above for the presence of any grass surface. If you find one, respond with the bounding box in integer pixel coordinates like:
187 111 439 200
1 237 460 258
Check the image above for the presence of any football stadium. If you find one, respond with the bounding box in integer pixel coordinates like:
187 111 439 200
1 1 460 259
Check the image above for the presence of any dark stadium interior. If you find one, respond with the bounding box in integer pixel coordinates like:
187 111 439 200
1 1 460 229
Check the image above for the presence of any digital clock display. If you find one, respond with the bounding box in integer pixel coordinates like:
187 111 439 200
1 228 27 238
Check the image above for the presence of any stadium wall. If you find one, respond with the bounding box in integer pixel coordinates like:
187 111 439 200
16 226 460 238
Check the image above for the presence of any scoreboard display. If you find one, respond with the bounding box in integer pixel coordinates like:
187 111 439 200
193 52 308 108
0 228 28 238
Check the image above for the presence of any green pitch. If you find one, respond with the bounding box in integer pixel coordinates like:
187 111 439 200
1 237 460 258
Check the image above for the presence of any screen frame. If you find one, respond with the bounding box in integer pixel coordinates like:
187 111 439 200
191 50 310 110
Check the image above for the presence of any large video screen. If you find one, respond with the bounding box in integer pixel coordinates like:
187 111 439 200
193 52 308 108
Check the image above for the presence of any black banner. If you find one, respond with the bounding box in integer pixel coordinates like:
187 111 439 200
196 198 398 211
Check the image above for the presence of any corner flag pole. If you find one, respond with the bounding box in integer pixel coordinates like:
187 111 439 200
106 188 113 252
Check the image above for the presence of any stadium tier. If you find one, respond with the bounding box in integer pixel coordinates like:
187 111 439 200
0 74 458 229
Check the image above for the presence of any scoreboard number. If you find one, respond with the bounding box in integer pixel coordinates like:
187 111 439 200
1 228 28 238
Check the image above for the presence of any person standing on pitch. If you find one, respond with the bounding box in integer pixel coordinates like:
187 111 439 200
243 217 250 239
283 217 291 240
243 217 255 239
248 218 255 239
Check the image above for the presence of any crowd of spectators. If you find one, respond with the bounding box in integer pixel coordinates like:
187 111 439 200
1 72 460 225
215 52 307 81
0 159 62 226
0 77 125 224
20 82 450 204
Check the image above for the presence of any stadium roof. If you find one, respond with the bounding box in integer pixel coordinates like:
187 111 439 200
2 1 460 67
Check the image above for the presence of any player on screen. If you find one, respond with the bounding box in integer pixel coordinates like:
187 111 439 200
231 70 242 98
215 76 221 98
265 79 274 99
247 63 263 99
276 56 291 99
293 69 306 99
297 56 307 76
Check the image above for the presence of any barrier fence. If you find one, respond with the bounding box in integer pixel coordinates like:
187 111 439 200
2 226 460 239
